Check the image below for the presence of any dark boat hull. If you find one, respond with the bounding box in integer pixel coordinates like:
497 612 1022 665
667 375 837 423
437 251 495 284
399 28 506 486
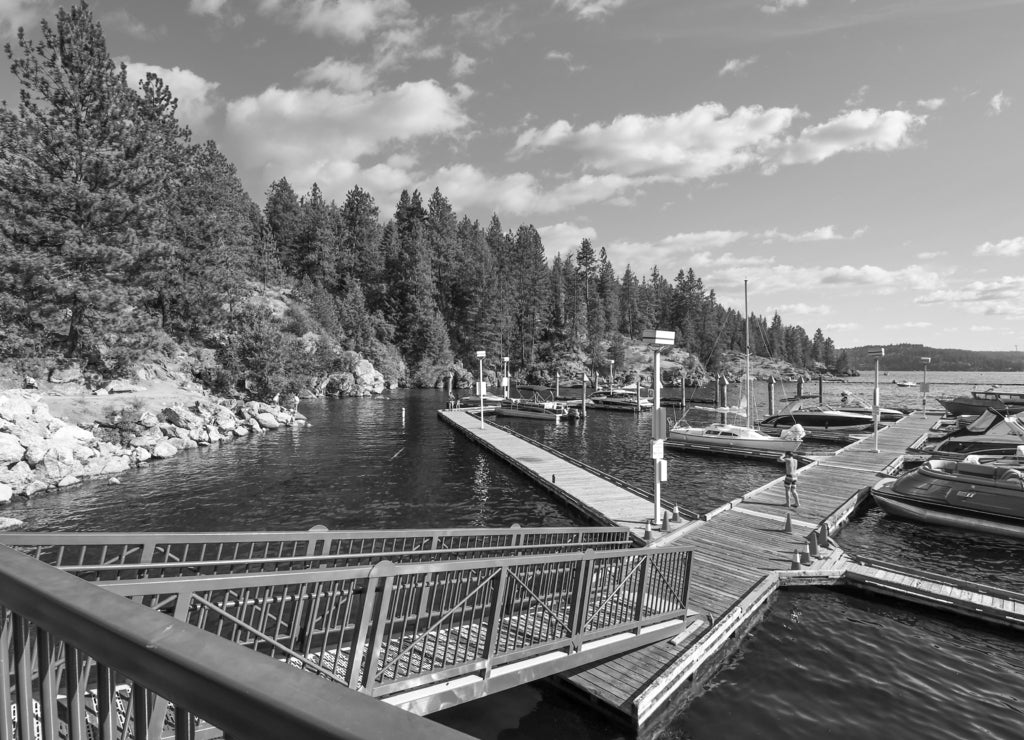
871 488 1024 540
760 412 873 431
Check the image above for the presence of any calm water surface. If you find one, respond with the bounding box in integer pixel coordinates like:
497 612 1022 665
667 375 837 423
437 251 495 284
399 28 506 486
6 372 1024 738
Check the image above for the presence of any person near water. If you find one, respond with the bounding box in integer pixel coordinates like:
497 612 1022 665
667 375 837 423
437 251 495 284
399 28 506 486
779 451 800 508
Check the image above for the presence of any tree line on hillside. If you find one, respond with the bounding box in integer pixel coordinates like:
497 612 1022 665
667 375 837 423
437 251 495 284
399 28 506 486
845 345 1024 373
0 3 850 397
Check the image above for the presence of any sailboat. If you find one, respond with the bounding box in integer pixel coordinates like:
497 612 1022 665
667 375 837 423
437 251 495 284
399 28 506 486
667 280 804 458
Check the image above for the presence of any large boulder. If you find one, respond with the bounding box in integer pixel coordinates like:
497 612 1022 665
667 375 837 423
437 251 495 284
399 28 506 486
0 483 12 504
160 405 204 430
49 424 95 446
353 359 385 394
151 440 178 459
0 432 25 465
49 364 83 384
38 447 84 482
255 412 280 430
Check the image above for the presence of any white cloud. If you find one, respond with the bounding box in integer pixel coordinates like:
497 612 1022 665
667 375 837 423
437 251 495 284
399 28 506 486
761 0 808 14
770 303 831 316
916 250 945 260
452 7 513 46
975 237 1024 256
883 321 932 329
654 231 748 250
102 9 154 39
189 0 229 16
300 58 376 92
513 104 800 181
555 0 631 20
122 61 220 130
917 98 945 111
777 108 925 167
916 276 1024 317
257 0 412 42
547 51 587 72
989 91 1010 114
762 225 864 242
536 222 598 257
845 85 869 108
513 104 924 186
451 52 476 79
427 164 632 215
719 57 757 76
0 0 50 34
225 81 470 198
969 325 995 332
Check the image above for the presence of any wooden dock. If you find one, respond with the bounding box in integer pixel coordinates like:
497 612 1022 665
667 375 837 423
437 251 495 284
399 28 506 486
436 409 1024 730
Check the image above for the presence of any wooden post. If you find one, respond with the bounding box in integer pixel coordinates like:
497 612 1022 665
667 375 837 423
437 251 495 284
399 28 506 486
582 374 588 418
767 376 776 415
818 374 824 403
555 371 560 398
796 377 804 399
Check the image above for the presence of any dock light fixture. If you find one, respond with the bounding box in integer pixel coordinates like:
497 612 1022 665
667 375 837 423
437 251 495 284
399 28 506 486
868 348 885 452
502 356 510 399
476 350 486 429
644 329 676 529
921 357 931 413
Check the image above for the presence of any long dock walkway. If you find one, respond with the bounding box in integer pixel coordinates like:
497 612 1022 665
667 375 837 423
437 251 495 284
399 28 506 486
439 409 1024 728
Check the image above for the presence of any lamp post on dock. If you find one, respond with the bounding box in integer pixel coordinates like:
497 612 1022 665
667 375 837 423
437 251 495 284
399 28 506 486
868 347 885 452
643 329 675 530
476 350 486 429
921 356 931 413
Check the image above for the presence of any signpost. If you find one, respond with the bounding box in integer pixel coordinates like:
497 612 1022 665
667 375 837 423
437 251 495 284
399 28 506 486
643 329 675 529
476 350 486 429
921 356 931 413
868 348 885 451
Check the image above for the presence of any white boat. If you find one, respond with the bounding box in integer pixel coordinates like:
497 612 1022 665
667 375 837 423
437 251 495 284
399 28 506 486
495 397 577 422
668 281 804 458
587 389 653 412
894 380 918 388
837 392 906 423
459 392 504 407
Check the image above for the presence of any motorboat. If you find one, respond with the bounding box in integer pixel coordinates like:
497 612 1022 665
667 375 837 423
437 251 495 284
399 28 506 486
871 457 1024 539
760 399 874 431
587 389 653 412
836 393 907 423
459 392 504 407
937 388 1024 417
495 397 577 422
893 380 918 388
909 408 1024 459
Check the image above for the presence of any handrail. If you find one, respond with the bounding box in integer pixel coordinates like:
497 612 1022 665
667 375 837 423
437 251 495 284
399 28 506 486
0 544 472 740
94 545 695 699
0 525 634 574
485 419 700 520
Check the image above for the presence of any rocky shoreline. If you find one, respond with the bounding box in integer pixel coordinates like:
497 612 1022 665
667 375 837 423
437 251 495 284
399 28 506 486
0 389 307 529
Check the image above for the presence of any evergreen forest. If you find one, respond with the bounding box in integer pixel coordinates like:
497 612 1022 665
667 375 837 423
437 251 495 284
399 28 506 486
0 4 852 397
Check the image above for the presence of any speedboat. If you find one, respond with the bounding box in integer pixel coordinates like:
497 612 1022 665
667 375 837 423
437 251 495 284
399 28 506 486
760 399 874 431
459 392 504 407
937 388 1024 417
836 393 906 423
495 397 576 422
667 421 803 455
871 457 1024 539
893 380 918 388
587 389 653 412
909 408 1024 459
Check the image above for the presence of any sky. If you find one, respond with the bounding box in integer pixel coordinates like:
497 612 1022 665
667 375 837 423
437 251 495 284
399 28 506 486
1 0 1023 352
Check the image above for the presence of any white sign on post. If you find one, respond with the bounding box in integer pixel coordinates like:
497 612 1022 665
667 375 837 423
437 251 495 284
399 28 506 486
651 439 664 460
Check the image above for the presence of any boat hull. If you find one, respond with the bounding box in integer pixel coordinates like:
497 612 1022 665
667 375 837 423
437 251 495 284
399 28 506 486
667 431 801 454
760 412 873 431
871 488 1024 540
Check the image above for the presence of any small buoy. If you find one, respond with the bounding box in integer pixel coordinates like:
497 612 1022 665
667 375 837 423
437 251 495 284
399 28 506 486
800 542 812 566
783 512 792 533
790 549 801 570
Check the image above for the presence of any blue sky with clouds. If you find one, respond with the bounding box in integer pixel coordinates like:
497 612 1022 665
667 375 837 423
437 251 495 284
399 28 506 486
2 0 1022 351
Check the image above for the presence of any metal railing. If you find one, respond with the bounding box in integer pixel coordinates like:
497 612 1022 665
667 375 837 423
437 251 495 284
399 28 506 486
485 420 700 520
0 544 472 740
0 526 634 582
96 545 694 703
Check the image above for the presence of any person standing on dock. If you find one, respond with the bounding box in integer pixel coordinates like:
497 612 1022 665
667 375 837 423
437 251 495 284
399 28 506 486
779 451 800 508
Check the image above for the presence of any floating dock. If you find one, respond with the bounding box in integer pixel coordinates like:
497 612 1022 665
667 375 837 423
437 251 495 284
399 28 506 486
437 409 1024 731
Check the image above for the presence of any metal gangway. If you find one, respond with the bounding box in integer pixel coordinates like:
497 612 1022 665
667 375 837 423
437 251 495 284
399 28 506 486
2 526 695 739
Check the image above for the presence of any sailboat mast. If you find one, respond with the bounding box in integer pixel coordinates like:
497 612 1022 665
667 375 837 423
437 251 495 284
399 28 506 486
744 279 751 429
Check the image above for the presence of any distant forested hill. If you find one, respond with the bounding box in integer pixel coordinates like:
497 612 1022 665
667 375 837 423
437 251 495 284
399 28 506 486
844 344 1024 373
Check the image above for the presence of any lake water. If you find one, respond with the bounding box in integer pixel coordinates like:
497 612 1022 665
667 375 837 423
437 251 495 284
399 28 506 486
5 371 1024 738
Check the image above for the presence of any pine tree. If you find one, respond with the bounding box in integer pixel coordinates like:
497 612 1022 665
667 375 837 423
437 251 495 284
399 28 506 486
0 2 189 358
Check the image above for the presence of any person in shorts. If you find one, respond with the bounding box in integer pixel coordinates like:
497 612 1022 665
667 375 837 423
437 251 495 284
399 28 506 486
779 451 800 508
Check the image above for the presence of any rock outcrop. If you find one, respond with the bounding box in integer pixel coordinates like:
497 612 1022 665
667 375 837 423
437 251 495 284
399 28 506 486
0 390 307 505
